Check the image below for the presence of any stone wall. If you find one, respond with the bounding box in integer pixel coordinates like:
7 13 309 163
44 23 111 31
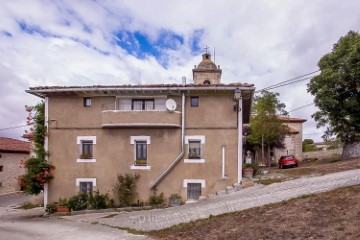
302 148 343 160
0 152 27 194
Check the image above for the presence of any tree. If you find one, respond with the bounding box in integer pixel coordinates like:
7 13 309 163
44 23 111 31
302 139 318 152
247 90 289 165
308 31 360 160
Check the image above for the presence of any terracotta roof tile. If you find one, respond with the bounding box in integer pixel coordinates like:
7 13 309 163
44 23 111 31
0 137 30 153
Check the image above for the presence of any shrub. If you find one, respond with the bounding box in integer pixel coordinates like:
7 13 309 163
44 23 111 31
89 190 109 209
113 174 139 207
148 191 165 206
45 202 56 213
68 193 88 211
58 197 68 207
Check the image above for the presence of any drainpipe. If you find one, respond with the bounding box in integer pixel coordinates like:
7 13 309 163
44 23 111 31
237 97 243 183
149 92 185 189
44 97 49 209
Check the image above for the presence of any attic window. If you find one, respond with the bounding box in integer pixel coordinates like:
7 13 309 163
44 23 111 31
203 80 210 85
84 97 91 107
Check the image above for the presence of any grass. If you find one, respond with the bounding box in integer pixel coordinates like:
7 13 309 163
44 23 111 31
258 178 285 185
102 213 118 218
16 202 41 210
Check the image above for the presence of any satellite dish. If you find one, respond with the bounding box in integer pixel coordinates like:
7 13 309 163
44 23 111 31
165 99 177 112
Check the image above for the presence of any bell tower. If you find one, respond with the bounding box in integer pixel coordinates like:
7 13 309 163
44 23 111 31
192 46 222 85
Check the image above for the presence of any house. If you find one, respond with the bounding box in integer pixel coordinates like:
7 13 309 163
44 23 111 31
0 137 30 194
26 52 255 205
272 116 307 161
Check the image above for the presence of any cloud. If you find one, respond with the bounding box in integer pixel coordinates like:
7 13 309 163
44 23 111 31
0 0 359 142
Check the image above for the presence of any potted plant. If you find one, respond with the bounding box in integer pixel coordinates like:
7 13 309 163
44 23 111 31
169 194 182 207
188 152 201 159
80 153 93 159
135 159 147 166
243 163 254 178
56 198 70 213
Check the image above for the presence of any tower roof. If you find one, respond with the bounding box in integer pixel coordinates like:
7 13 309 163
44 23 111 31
196 53 218 70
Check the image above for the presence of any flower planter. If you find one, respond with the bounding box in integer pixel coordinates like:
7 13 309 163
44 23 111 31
135 160 147 166
243 168 254 178
55 206 70 213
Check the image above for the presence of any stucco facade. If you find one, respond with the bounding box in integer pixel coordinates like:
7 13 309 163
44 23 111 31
27 54 255 204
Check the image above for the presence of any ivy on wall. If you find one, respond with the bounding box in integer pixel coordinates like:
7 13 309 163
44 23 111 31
21 102 55 195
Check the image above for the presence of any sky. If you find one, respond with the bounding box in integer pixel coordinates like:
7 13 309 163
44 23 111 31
0 0 359 143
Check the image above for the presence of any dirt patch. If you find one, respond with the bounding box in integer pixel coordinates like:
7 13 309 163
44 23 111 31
147 185 360 240
146 158 360 240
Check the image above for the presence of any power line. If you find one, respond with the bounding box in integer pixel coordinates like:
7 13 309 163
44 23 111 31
0 124 29 131
288 103 315 113
256 70 320 93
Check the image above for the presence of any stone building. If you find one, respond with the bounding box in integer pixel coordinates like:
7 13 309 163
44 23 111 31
26 53 255 205
0 137 29 194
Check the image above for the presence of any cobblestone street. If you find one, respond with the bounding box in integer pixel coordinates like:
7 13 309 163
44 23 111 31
63 169 360 231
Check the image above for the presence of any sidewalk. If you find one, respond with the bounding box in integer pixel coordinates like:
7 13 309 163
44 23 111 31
62 169 360 231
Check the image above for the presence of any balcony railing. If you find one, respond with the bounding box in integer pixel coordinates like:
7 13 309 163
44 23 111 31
101 109 181 128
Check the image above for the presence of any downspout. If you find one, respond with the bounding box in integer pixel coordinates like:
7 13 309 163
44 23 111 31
237 97 243 183
149 92 185 189
44 97 49 209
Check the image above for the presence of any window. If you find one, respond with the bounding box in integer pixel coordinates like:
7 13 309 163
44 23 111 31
191 97 199 107
135 141 147 166
0 166 3 172
132 99 154 110
188 140 201 158
187 183 201 200
81 140 93 159
84 97 92 107
203 80 211 85
80 182 93 195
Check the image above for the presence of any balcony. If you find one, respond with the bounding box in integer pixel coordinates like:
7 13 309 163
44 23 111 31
101 110 181 128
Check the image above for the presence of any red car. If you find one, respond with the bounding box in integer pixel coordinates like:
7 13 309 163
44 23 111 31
278 155 299 169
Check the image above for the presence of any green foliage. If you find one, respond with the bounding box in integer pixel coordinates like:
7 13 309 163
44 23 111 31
247 90 289 158
68 192 88 211
303 139 315 145
308 31 360 143
148 191 165 206
21 102 55 195
113 174 139 207
45 202 56 213
303 144 320 152
89 190 109 209
58 198 68 207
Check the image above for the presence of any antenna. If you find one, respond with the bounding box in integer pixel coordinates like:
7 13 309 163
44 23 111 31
214 47 216 64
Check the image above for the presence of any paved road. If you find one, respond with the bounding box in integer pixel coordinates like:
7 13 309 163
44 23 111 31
64 169 360 231
0 192 30 207
0 194 151 240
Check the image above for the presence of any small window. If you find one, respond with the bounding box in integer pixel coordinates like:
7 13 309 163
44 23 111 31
80 140 93 159
203 80 211 85
132 99 154 110
187 183 201 200
80 182 93 195
191 97 199 107
188 140 201 158
0 166 3 172
84 97 92 107
135 141 147 166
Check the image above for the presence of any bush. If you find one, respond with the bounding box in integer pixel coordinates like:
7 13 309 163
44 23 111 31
89 190 109 209
113 174 139 207
68 193 88 211
148 191 165 206
58 197 68 207
45 202 56 213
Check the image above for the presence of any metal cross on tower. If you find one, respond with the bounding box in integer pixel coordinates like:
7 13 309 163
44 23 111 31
204 45 209 54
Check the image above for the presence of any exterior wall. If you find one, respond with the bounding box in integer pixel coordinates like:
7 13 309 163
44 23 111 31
46 93 240 202
0 152 27 194
303 148 343 159
274 122 304 161
193 71 221 85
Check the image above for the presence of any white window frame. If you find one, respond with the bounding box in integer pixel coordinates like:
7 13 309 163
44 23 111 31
184 135 205 163
130 136 151 170
183 179 206 188
76 136 96 162
76 178 96 187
